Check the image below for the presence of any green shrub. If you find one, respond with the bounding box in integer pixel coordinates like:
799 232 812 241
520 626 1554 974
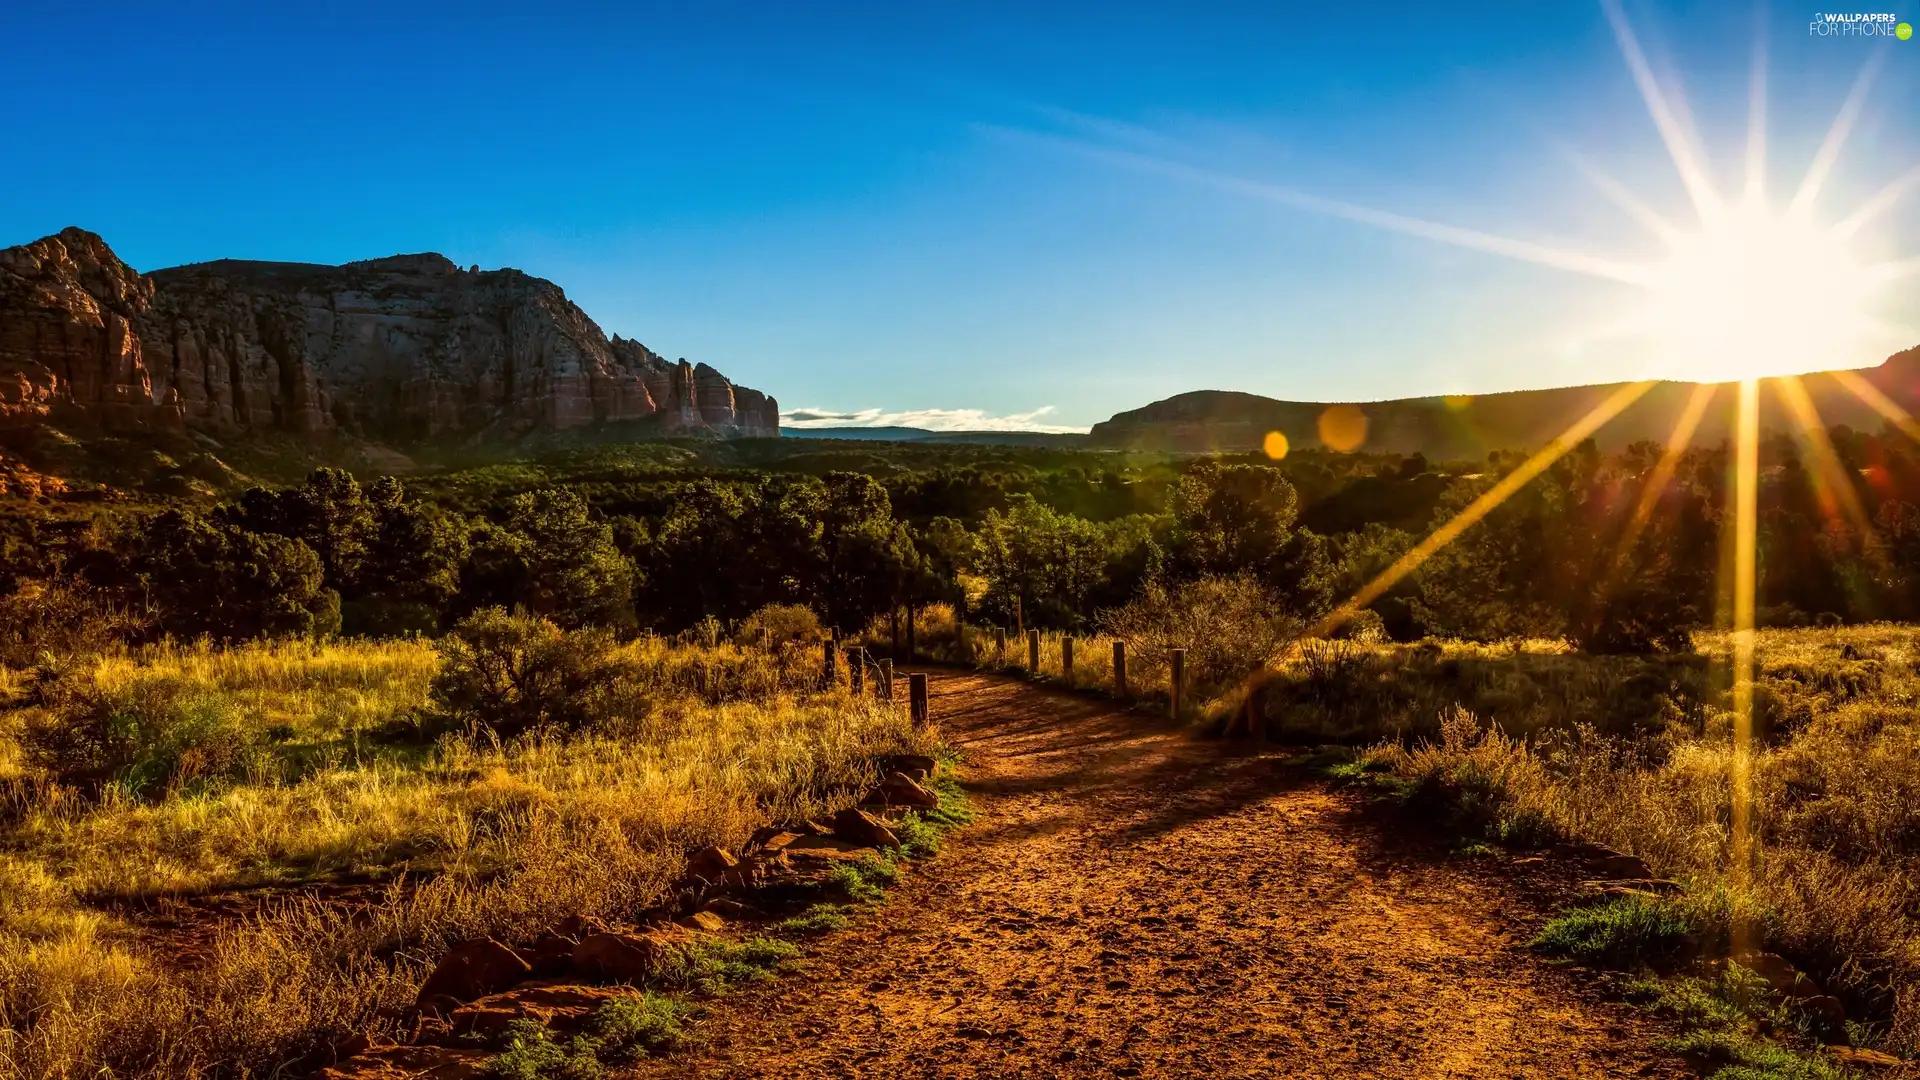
430 609 622 738
735 604 824 648
20 678 257 797
588 993 693 1060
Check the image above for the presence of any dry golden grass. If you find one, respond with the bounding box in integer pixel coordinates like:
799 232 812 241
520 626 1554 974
0 633 930 1080
1294 626 1920 1055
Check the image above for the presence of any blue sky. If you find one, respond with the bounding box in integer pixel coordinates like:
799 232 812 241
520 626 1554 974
6 2 1920 430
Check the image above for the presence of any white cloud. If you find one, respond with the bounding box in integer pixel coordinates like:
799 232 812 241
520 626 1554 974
780 405 1087 434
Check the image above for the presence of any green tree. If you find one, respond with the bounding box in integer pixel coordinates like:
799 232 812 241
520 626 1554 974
1167 461 1334 619
135 510 335 642
224 468 376 595
460 489 633 628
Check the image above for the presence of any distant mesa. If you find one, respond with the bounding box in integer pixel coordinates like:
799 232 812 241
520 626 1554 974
1088 357 1920 459
0 227 778 449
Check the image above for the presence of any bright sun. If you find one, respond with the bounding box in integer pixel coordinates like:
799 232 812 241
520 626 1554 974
1639 203 1882 384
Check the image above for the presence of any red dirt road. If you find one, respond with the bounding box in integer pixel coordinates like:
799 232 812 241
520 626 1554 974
630 671 1685 1079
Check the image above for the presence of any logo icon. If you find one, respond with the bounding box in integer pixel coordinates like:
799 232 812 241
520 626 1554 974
1900 20 1914 37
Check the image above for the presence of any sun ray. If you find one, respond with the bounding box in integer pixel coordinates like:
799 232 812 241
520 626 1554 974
1832 162 1920 237
1563 147 1687 245
1004 129 1661 287
1600 0 1721 220
1744 9 1768 203
1308 380 1658 637
1598 381 1718 594
1830 368 1920 443
1790 52 1884 217
1774 374 1877 540
1730 378 1759 895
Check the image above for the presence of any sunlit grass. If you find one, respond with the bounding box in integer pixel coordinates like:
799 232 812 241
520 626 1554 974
1295 625 1920 1055
0 634 931 1080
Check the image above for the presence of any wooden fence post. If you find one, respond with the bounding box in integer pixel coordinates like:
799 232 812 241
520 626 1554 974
848 649 864 695
906 604 917 662
1062 637 1075 687
1170 648 1186 719
1113 640 1127 697
880 659 894 702
822 639 837 689
995 627 1007 663
909 673 929 726
1027 629 1041 674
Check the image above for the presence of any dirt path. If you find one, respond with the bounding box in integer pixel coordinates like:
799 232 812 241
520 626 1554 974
630 671 1685 1079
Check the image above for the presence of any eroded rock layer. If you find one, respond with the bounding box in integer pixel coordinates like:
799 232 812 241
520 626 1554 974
0 227 778 442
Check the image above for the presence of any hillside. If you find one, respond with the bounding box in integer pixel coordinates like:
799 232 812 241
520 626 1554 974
0 228 779 457
1089 353 1920 457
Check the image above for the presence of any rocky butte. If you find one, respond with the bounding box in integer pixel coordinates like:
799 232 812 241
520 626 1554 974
0 227 778 447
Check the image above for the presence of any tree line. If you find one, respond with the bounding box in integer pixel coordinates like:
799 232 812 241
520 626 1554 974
6 422 1920 654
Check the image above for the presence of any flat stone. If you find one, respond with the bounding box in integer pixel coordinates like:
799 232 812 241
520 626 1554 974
1827 1046 1906 1069
317 1045 491 1080
779 835 874 864
677 910 726 933
447 983 636 1038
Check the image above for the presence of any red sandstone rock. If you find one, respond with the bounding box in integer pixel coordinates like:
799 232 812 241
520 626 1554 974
862 771 941 811
414 937 532 1005
0 227 779 445
831 807 902 848
571 929 688 984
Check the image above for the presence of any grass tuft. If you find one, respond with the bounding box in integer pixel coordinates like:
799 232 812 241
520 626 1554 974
1532 896 1698 968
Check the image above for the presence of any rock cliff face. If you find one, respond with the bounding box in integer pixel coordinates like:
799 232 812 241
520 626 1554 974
0 227 778 443
0 228 183 431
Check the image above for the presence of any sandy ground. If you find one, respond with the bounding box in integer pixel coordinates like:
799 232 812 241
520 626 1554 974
626 670 1687 1079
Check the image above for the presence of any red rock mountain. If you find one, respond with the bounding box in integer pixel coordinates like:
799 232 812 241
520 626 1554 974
0 227 778 444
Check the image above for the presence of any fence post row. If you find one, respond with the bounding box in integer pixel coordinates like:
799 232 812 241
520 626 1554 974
909 672 929 727
1170 648 1186 719
1113 640 1127 697
1062 637 1074 686
1027 629 1041 674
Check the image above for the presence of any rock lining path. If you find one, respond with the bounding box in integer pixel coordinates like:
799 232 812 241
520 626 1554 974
631 670 1686 1079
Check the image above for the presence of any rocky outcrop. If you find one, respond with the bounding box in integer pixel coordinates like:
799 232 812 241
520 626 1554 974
0 227 778 444
0 228 184 431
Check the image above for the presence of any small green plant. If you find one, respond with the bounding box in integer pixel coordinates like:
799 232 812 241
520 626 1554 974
775 904 853 936
656 936 800 995
485 1019 604 1080
1660 1029 1851 1080
587 993 694 1061
1531 895 1697 968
